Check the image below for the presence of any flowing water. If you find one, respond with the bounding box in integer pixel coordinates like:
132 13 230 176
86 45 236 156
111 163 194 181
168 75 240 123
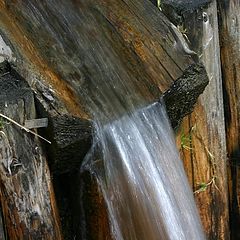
82 77 205 240
6 1 206 238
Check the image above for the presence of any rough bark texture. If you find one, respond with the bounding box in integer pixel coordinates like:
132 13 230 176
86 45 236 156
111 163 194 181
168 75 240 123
163 63 208 130
45 115 92 174
161 1 229 239
0 62 62 240
217 1 240 239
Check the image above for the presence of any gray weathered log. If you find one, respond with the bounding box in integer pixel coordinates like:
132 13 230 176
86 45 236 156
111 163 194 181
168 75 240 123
161 1 229 239
0 62 62 240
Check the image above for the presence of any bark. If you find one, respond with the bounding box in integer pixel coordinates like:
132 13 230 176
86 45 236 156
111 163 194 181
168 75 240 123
0 62 62 240
217 1 240 239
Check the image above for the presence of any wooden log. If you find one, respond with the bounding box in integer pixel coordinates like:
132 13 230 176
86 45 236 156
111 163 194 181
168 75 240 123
45 115 92 174
161 1 229 239
44 62 208 239
0 62 62 239
217 1 240 239
0 0 197 119
45 62 208 175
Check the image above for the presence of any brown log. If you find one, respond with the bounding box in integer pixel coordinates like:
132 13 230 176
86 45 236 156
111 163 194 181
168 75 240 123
0 0 197 119
217 1 240 239
0 62 62 239
161 1 229 239
44 62 208 175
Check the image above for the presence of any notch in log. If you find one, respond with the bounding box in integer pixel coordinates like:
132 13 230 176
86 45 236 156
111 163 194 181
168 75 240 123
46 62 208 175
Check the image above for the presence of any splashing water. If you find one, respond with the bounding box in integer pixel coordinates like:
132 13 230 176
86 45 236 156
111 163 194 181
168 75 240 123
83 100 205 240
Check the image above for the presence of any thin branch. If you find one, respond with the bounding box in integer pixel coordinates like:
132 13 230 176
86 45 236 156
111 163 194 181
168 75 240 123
0 113 51 144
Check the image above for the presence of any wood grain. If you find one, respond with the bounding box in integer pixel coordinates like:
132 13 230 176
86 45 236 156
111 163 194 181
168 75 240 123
164 1 230 239
218 0 240 239
0 62 62 240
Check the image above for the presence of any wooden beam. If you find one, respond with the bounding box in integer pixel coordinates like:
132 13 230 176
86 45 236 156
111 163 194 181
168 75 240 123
161 1 229 239
0 0 197 120
217 1 240 239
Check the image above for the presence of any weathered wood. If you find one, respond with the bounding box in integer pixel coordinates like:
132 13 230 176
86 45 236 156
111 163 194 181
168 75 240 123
45 115 92 174
79 171 112 240
161 1 229 239
0 0 198 120
46 62 208 175
0 62 62 239
217 1 240 239
163 63 208 130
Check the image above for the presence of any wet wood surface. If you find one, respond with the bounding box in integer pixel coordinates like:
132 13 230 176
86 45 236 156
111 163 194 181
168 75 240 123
0 1 207 239
0 0 197 119
217 0 240 239
0 0 228 239
0 62 62 240
165 1 230 239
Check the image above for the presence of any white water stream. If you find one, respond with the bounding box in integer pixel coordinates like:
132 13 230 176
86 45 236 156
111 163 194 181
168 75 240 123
84 100 205 240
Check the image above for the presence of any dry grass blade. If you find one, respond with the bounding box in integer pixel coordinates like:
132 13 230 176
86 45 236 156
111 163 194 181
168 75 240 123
0 113 51 144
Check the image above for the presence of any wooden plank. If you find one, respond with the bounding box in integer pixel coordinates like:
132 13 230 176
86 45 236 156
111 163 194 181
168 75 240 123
184 2 229 239
217 1 240 239
24 118 48 129
161 0 230 239
0 62 62 239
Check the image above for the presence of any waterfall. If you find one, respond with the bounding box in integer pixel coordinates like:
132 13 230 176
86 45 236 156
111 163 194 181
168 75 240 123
83 100 205 240
79 25 206 238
